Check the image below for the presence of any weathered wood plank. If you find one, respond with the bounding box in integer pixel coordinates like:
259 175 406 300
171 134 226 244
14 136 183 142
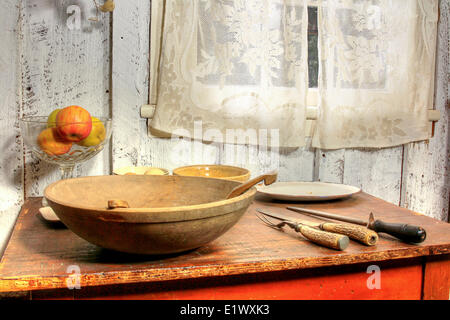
21 0 111 196
141 136 222 173
0 0 24 255
343 148 403 205
245 145 315 182
422 255 450 300
279 143 315 182
218 135 314 181
315 149 345 184
112 1 222 173
111 0 150 170
400 0 449 221
316 146 403 206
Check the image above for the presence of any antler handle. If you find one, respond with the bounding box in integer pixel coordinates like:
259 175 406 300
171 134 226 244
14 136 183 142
296 225 349 251
320 222 378 246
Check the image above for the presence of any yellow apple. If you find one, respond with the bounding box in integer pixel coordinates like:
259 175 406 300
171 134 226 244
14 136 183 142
77 117 106 147
37 128 72 156
47 109 61 128
144 168 167 175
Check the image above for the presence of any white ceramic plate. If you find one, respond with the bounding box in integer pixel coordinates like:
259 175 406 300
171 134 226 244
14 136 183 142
256 181 361 201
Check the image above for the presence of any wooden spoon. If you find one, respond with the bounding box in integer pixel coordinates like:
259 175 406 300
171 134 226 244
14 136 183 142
226 171 278 199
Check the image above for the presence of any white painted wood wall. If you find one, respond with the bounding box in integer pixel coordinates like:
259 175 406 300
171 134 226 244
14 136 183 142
1 0 449 255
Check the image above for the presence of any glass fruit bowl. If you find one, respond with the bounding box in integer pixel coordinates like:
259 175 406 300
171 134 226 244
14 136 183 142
20 115 112 180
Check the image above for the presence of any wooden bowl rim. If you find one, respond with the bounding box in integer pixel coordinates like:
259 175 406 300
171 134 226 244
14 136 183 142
173 164 250 179
44 175 255 219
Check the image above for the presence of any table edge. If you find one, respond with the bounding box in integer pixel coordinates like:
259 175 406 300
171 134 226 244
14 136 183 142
1 245 449 293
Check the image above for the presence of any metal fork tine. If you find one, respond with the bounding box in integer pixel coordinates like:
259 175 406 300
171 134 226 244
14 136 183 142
255 212 273 226
255 212 284 229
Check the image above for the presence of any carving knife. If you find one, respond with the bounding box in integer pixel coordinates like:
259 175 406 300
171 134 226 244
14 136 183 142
256 208 350 250
286 206 426 243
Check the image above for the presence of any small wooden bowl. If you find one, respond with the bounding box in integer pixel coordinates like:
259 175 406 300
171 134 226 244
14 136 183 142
113 166 169 176
44 175 255 255
173 165 250 182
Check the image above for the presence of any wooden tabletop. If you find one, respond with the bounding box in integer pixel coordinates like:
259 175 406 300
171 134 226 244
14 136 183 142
1 193 450 293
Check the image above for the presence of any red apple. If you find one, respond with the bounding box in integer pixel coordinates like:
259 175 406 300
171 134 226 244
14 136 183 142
37 128 73 156
56 105 92 142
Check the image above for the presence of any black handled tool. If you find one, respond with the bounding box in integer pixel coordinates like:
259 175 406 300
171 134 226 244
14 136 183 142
286 206 426 244
256 208 350 250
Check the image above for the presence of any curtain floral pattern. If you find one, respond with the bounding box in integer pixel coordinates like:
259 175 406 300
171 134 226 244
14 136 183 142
150 0 309 147
312 0 438 149
150 0 439 149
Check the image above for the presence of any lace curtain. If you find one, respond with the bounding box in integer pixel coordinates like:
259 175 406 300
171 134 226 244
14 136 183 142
149 0 309 147
149 0 439 149
312 0 439 149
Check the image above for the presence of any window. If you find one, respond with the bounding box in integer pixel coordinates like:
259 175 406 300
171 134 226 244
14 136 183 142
307 6 318 88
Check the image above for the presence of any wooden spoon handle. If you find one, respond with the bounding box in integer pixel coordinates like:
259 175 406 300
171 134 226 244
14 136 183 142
226 171 277 199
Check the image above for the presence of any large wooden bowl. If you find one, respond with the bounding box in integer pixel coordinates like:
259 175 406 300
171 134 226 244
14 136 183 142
44 175 256 255
173 164 250 182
